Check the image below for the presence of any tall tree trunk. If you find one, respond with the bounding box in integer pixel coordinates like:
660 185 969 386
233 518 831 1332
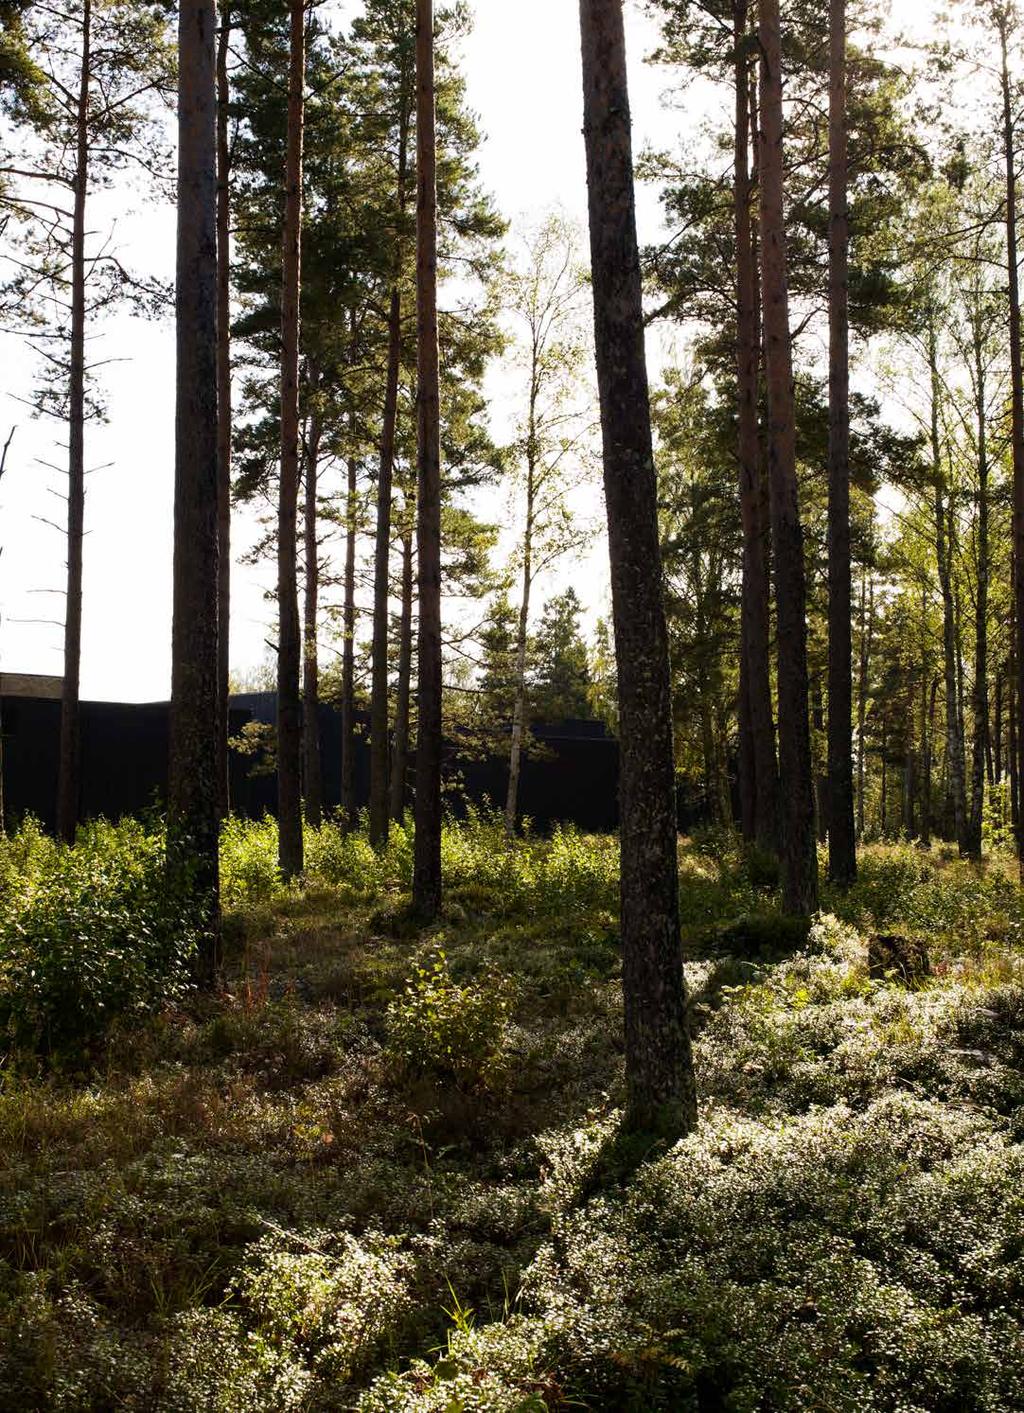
733 0 779 854
1011 622 1020 831
505 439 537 836
277 0 305 880
369 86 410 850
999 13 1024 881
215 0 231 819
368 288 400 848
956 551 968 831
995 666 1004 785
930 315 966 850
412 0 443 921
758 0 818 914
169 0 221 979
827 0 856 884
390 520 414 824
914 584 928 843
967 335 989 857
340 441 358 829
579 0 696 1140
812 678 828 843
856 569 872 838
922 677 938 847
302 371 323 827
57 0 90 846
749 74 779 853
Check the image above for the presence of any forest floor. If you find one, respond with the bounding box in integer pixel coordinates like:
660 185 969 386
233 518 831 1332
3 824 1024 1410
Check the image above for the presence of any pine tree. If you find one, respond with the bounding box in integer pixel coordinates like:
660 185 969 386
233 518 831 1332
579 0 697 1140
276 0 305 881
412 0 443 921
758 0 818 914
169 0 221 980
827 0 856 884
530 589 592 723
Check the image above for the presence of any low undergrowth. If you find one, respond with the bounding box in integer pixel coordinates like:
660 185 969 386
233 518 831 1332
0 819 1023 1408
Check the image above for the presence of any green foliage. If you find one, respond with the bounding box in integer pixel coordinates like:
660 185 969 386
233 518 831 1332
0 819 200 1053
826 843 1019 952
386 947 513 1087
220 814 281 909
1 832 1023 1411
229 1231 410 1384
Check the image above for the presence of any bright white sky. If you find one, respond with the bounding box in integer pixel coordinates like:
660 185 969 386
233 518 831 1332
0 0 974 701
1 0 702 701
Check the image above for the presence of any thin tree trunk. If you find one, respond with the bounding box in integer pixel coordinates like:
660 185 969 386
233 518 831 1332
57 0 90 846
856 569 871 838
956 569 967 825
390 521 414 824
735 0 755 844
827 0 855 884
967 333 989 857
758 0 818 914
277 0 305 880
1011 624 1020 830
340 442 358 829
930 315 966 850
999 13 1024 880
215 0 231 819
995 667 1003 785
169 0 221 979
579 0 696 1140
915 584 928 843
302 372 323 827
749 73 779 852
505 563 531 836
412 0 443 921
922 677 938 847
812 678 828 843
505 448 536 836
368 287 400 848
733 0 779 853
369 85 410 850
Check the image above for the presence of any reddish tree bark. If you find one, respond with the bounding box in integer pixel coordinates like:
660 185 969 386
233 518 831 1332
412 0 443 920
340 439 358 829
215 0 231 819
277 0 305 880
733 0 778 854
390 521 415 824
302 373 323 827
758 0 818 914
369 70 411 851
827 0 856 884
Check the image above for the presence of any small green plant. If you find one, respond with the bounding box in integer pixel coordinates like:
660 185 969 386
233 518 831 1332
386 946 513 1087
